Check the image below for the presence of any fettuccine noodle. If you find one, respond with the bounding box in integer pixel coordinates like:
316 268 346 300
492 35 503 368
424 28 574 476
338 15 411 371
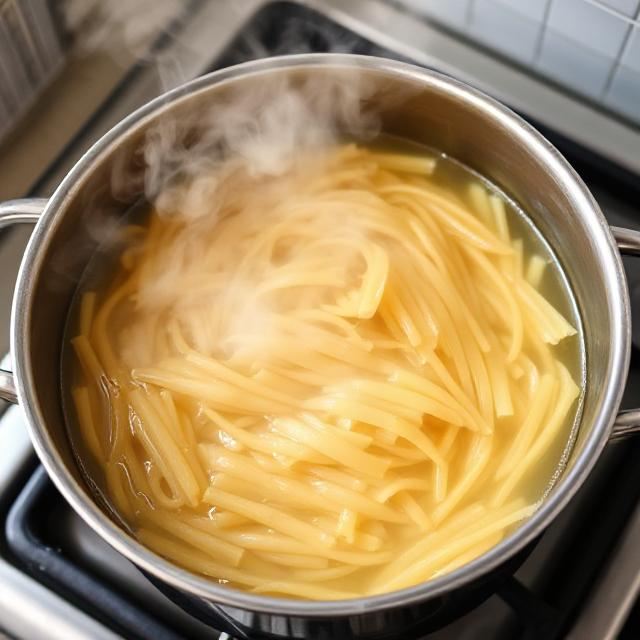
68 143 581 599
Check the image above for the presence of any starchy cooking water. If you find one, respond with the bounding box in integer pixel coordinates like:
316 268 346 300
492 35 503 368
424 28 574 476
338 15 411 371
61 138 584 599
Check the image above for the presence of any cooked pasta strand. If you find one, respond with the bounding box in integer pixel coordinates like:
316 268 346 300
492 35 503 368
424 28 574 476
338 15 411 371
68 142 581 600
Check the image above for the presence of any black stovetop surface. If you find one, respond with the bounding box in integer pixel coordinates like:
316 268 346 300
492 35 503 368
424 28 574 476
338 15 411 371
5 2 640 639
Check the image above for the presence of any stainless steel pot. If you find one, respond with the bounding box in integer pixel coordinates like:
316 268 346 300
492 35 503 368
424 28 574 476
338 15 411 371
2 54 640 639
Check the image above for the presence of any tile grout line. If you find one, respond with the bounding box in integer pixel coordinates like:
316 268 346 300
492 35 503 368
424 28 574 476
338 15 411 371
533 0 553 63
601 2 640 96
583 0 640 26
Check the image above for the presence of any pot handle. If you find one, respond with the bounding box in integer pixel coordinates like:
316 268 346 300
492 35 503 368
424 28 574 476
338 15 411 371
611 226 640 440
0 198 47 403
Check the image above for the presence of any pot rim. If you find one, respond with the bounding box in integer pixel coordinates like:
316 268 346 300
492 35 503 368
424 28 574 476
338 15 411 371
11 53 631 617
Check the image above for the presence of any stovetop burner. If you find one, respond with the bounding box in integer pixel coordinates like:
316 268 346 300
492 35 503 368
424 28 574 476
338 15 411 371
3 2 640 639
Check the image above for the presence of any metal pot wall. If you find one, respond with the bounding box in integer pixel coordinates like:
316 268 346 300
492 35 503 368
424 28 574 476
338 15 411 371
1 54 640 639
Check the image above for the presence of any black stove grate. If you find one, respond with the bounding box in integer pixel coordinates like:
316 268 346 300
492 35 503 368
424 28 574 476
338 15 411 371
4 2 640 639
6 468 183 640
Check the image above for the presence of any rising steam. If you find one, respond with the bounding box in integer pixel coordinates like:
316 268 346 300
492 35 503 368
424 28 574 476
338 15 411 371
61 0 412 358
143 68 383 220
111 61 403 367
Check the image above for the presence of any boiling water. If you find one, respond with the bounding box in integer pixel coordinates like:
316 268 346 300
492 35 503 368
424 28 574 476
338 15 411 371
61 138 585 597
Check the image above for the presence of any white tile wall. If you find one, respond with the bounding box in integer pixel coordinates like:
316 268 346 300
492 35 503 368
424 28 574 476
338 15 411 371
538 28 613 96
605 64 640 118
547 0 631 56
394 0 640 126
621 26 640 71
469 0 545 63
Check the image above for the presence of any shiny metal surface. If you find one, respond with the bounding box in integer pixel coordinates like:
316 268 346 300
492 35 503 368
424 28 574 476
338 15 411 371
0 199 47 227
2 54 635 637
610 226 640 440
611 410 640 439
613 226 640 257
0 369 16 403
0 198 45 402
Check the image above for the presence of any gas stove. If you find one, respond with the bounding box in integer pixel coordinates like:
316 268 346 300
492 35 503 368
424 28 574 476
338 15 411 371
1 2 640 639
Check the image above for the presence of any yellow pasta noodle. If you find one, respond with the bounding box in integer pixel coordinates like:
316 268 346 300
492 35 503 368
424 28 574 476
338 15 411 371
66 142 582 600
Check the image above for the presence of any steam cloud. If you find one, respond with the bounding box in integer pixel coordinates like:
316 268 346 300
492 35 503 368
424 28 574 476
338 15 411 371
143 68 383 220
63 0 390 222
60 0 411 332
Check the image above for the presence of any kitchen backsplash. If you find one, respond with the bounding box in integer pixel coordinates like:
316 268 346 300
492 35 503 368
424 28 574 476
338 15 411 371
396 0 640 125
